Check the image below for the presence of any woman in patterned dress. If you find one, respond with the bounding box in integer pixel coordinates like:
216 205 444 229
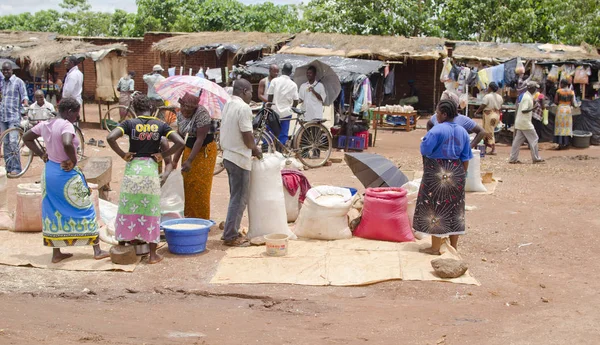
23 98 110 263
414 100 473 255
172 92 218 219
554 79 575 149
107 95 184 264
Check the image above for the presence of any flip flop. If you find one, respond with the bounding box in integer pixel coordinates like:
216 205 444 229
87 138 97 146
97 140 106 148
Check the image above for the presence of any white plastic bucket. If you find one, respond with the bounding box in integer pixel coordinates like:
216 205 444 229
265 233 289 257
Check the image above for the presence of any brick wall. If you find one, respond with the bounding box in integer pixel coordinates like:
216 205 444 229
384 59 443 113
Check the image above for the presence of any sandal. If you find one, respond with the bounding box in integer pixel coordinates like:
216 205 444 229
224 237 250 247
97 140 106 148
87 138 97 146
508 160 522 164
533 159 546 164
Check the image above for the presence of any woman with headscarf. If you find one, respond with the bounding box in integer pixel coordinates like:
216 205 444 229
23 98 110 263
414 100 473 255
475 82 503 155
106 95 184 264
173 92 218 219
554 79 575 150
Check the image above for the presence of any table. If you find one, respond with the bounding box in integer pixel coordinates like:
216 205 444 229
371 110 418 147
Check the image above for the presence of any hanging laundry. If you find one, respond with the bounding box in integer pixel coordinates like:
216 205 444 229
352 75 372 114
489 64 505 87
477 68 491 89
467 67 479 87
503 58 518 87
449 64 460 81
457 67 471 94
384 67 395 95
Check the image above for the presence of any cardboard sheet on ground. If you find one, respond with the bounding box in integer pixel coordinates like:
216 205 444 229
211 237 479 286
0 231 139 272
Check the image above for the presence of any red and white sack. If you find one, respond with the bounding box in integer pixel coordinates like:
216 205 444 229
354 187 414 242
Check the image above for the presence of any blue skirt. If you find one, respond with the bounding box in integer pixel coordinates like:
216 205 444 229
41 161 99 247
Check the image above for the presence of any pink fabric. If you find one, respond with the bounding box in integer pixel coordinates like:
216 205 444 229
281 169 311 203
354 187 415 243
31 118 79 163
115 214 161 244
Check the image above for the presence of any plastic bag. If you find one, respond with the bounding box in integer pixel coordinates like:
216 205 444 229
515 58 525 74
99 199 118 245
547 65 559 82
401 179 421 229
248 154 296 239
293 186 353 240
283 187 301 223
465 150 487 192
440 58 452 82
160 169 185 216
354 188 415 242
574 66 590 84
542 109 549 126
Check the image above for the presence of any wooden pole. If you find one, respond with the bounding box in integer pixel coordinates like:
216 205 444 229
81 59 86 122
582 84 586 100
433 59 438 113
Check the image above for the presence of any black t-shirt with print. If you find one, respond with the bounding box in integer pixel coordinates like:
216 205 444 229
118 116 174 157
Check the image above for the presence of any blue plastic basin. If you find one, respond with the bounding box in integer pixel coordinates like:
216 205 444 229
161 218 215 255
344 187 358 196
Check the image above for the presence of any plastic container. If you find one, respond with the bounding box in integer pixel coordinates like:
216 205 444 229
161 218 215 255
344 187 358 196
14 183 43 232
265 233 289 257
337 136 365 150
572 130 592 148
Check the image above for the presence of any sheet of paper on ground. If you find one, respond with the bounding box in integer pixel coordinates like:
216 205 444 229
211 237 479 286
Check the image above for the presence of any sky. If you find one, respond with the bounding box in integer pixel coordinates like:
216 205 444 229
1 0 303 15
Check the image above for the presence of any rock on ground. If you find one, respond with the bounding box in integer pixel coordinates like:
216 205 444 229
431 258 469 278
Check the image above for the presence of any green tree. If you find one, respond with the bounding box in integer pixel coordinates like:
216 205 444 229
302 0 441 37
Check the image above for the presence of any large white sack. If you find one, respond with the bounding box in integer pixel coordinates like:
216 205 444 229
401 179 421 228
283 187 301 223
248 154 297 239
465 149 487 192
294 186 353 240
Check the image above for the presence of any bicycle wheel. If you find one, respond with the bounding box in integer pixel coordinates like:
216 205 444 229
74 125 85 161
255 130 276 154
0 127 34 178
103 106 135 132
213 131 225 175
294 123 333 168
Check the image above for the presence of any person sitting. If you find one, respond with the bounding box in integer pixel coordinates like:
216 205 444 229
28 90 55 120
23 98 109 263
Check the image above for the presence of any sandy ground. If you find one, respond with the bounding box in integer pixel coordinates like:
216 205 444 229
1 106 600 345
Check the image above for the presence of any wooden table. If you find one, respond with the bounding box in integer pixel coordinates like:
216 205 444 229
371 110 418 147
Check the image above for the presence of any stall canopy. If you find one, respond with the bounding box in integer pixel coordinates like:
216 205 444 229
451 41 600 64
244 54 385 84
152 31 293 58
279 32 446 60
0 31 128 74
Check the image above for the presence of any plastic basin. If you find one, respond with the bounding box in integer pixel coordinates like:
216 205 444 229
572 130 592 148
161 218 215 255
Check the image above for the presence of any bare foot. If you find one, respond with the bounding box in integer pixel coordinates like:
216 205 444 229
52 252 74 263
148 253 163 264
94 250 110 260
419 247 441 256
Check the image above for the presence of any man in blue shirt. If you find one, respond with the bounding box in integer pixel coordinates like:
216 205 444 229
0 62 29 175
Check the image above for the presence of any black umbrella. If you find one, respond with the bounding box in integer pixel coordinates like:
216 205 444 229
344 153 409 188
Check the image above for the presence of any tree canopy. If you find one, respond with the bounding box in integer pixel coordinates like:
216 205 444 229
0 0 598 47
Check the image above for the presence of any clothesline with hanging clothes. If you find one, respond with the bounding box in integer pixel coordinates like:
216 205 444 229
353 74 372 114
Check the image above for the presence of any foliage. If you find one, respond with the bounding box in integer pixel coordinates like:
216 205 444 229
0 0 598 47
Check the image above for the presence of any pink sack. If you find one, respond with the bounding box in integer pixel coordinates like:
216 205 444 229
354 187 415 242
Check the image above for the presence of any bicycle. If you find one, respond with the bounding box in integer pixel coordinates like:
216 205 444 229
0 107 85 178
253 106 333 168
102 91 177 132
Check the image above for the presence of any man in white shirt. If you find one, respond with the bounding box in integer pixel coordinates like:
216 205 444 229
220 78 262 247
299 65 327 121
62 56 84 105
143 65 166 107
267 63 298 145
509 82 545 164
29 90 55 120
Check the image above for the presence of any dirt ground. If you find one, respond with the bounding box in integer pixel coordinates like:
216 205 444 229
1 106 600 345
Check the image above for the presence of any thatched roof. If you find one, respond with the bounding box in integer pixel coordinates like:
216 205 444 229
279 32 446 60
451 41 600 62
0 30 128 73
152 31 293 56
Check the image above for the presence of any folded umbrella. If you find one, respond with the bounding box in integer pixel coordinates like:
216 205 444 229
155 75 230 119
344 153 409 188
293 60 341 106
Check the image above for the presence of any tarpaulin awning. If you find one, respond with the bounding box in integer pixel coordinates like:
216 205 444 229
244 54 385 84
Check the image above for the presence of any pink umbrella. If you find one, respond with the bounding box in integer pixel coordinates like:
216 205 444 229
155 75 230 119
